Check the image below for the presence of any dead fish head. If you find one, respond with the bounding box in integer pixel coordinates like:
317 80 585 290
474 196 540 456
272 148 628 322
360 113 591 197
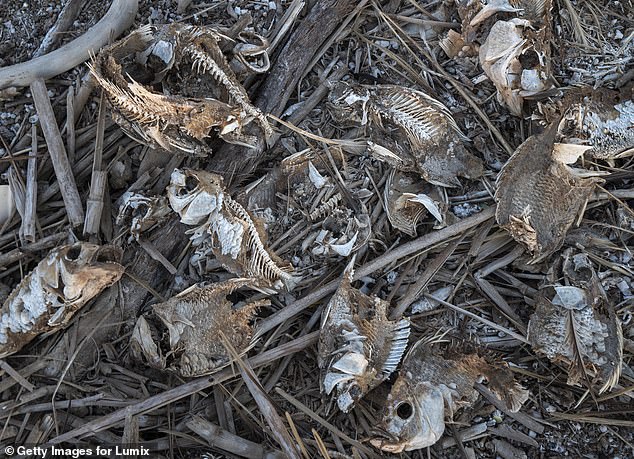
327 81 371 126
40 243 124 307
167 168 225 225
371 375 448 453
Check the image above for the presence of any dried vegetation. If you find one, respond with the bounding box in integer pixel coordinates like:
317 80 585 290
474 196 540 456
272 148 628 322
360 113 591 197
0 0 633 458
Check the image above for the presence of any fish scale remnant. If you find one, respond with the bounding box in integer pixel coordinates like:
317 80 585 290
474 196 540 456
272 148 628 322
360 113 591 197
495 122 603 261
328 82 483 187
0 243 124 358
130 278 266 377
318 258 410 413
528 249 623 393
371 338 528 452
167 169 299 290
90 23 272 156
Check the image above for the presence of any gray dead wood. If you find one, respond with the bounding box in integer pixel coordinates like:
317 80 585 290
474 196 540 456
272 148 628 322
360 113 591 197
83 93 107 236
0 232 66 269
21 125 38 242
0 0 138 89
188 415 285 459
239 362 302 459
30 78 84 227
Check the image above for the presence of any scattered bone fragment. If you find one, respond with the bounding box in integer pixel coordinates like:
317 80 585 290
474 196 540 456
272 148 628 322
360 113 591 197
279 149 372 257
0 243 124 358
167 169 299 290
528 249 623 393
371 337 528 453
90 23 272 155
318 258 410 413
116 191 172 241
495 123 603 261
328 82 483 187
558 86 634 160
384 169 445 236
131 278 266 377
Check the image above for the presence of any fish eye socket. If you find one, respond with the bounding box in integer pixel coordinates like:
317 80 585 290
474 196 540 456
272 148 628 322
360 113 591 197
395 402 414 420
65 246 82 261
185 176 199 191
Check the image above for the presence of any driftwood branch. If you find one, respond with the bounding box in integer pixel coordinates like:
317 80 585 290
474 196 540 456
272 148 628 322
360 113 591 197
0 0 138 89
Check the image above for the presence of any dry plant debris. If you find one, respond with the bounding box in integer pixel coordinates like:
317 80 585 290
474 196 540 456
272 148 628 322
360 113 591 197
0 243 123 358
0 0 632 457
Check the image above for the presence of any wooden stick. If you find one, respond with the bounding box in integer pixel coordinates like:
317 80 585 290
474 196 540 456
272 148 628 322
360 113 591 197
65 86 76 163
84 92 107 235
0 0 138 89
258 0 358 117
30 78 84 227
21 124 38 242
187 416 268 459
0 232 67 269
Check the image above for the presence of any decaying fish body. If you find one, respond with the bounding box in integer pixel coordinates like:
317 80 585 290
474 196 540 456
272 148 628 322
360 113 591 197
0 243 124 358
384 169 445 236
371 338 528 452
528 250 623 393
131 278 266 377
328 82 483 187
116 191 172 241
167 169 299 290
479 1 553 115
443 0 553 115
318 259 410 413
90 23 272 156
559 87 634 160
495 122 603 261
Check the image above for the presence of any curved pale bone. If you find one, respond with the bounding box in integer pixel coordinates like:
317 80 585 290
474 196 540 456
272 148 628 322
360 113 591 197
0 0 139 89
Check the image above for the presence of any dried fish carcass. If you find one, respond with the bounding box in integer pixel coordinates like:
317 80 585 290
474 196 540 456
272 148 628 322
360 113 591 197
528 250 623 393
328 82 483 187
167 169 299 290
116 191 172 241
318 259 410 413
384 169 446 236
495 122 603 261
559 86 634 161
90 23 272 156
371 337 528 452
130 278 267 377
0 243 124 358
441 1 554 115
